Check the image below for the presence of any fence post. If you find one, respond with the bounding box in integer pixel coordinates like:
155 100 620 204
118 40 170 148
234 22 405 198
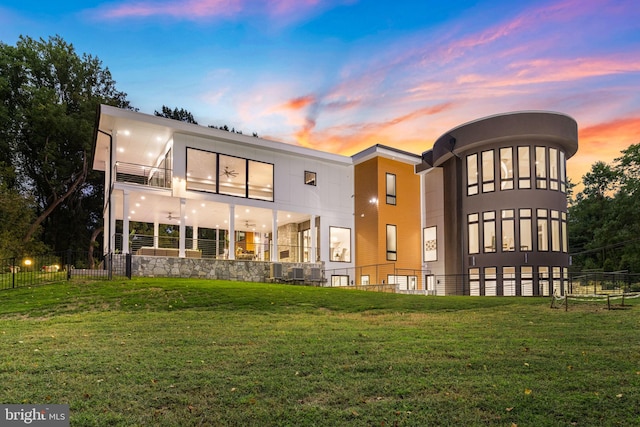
66 249 72 281
11 257 16 289
126 253 132 279
607 294 611 310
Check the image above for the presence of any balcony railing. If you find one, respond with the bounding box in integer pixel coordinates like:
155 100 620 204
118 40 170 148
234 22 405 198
114 233 320 263
115 162 172 189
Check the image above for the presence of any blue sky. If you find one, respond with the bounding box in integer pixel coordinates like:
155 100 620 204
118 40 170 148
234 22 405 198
1 0 639 183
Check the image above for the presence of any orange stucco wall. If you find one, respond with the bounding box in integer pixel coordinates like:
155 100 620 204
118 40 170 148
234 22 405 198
355 156 422 286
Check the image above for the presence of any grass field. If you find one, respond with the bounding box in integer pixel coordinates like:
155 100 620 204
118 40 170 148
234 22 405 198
1 278 639 426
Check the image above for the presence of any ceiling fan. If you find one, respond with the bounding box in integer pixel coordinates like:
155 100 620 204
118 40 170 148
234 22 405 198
243 220 256 228
221 166 238 179
166 212 179 220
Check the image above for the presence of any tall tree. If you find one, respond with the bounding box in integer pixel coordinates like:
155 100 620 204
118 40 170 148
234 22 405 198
0 35 130 251
154 105 198 124
569 143 640 272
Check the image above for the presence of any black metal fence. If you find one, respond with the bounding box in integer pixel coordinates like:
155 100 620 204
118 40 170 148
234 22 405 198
0 251 131 290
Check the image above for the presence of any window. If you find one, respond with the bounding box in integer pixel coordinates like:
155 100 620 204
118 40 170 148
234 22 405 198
469 268 480 296
305 171 317 186
218 154 247 197
549 148 559 190
482 150 495 192
485 267 497 296
361 275 370 286
468 213 479 254
537 209 549 251
521 266 533 296
467 154 479 195
483 211 496 253
553 267 562 296
248 160 274 201
186 148 274 201
386 224 397 261
560 151 567 193
330 227 351 262
562 212 568 253
535 146 547 189
500 147 514 190
551 210 560 252
501 209 515 252
331 275 349 286
519 208 532 251
503 266 516 296
518 146 531 189
186 148 217 192
386 173 396 205
424 226 437 261
539 266 550 296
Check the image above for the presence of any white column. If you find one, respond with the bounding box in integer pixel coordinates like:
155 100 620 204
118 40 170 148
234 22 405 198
192 225 198 250
153 222 159 248
229 205 236 259
179 198 186 257
310 214 317 263
122 190 130 254
271 209 278 262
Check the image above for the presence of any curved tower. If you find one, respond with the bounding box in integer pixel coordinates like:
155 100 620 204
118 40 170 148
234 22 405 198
418 111 578 296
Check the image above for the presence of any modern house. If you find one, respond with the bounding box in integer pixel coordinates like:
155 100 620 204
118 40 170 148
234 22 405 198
92 106 578 295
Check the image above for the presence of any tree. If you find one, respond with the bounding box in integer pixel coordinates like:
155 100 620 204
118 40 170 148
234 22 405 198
569 143 640 272
155 105 198 124
0 35 130 252
0 185 47 258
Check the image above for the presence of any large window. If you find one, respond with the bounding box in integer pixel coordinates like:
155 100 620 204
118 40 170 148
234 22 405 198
186 148 273 201
482 150 495 192
218 154 247 197
485 267 497 296
549 148 559 191
386 224 397 261
518 146 531 189
424 226 437 261
186 148 217 193
467 154 479 195
503 266 516 296
248 160 274 201
501 209 515 252
468 213 479 254
562 212 568 253
469 268 480 296
500 147 514 190
330 227 351 262
483 211 496 253
537 209 549 251
551 210 561 252
535 146 547 189
560 151 567 193
521 266 533 296
386 173 397 205
519 208 532 251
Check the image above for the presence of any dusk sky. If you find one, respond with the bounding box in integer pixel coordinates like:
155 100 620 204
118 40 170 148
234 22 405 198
1 0 639 186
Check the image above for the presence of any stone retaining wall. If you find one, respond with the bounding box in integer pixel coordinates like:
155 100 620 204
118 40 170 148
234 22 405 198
131 255 323 283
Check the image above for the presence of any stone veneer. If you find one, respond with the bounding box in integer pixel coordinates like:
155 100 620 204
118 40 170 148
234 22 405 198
132 255 323 283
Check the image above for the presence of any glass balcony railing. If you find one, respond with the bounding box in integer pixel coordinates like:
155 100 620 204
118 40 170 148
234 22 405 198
115 162 172 189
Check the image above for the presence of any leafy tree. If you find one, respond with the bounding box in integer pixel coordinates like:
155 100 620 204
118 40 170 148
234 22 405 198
154 105 198 124
0 185 47 258
0 35 130 252
569 144 640 272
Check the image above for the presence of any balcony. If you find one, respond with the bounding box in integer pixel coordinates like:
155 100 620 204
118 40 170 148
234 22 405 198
115 162 172 189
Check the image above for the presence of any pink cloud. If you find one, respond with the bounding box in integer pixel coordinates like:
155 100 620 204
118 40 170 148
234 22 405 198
94 0 350 22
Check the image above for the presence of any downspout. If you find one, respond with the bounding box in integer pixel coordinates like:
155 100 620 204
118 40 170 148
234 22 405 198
98 129 114 256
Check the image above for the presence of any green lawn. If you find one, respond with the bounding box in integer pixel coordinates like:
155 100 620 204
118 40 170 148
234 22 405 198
1 279 639 426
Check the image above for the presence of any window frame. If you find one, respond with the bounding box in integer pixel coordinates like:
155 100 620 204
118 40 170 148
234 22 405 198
386 173 397 205
386 224 397 261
